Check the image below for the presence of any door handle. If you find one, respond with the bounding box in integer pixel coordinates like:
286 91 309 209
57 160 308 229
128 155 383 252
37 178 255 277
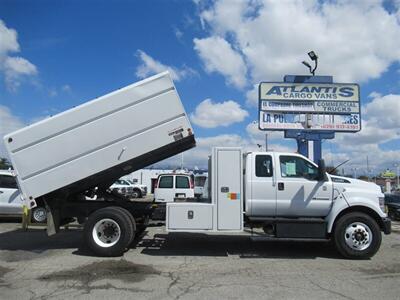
278 182 284 191
0 191 3 194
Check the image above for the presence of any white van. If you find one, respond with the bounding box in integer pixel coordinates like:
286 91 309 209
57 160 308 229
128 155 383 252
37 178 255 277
194 173 208 198
154 173 194 203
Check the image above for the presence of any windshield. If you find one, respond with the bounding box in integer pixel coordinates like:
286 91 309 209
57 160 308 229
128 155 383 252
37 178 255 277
194 176 207 187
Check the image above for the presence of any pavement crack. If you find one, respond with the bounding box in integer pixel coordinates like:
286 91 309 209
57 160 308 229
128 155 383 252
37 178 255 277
309 279 355 300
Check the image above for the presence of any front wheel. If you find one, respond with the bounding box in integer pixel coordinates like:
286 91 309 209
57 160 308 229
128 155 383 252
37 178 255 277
132 189 142 198
31 207 47 223
334 212 382 259
84 207 134 257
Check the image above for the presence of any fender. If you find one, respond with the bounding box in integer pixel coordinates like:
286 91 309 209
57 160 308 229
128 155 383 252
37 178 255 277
326 189 385 233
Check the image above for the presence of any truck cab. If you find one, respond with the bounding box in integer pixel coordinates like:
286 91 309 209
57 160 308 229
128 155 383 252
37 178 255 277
166 147 391 259
246 152 333 217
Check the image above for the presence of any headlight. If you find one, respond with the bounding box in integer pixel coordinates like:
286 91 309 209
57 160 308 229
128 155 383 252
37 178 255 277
379 197 385 212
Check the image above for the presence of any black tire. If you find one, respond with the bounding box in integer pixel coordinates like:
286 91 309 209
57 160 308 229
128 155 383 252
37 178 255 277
132 189 142 198
108 206 136 244
388 210 396 221
84 206 134 257
333 212 381 259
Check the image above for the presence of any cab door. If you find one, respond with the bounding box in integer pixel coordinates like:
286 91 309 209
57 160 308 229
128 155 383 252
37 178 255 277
276 155 332 217
248 154 277 216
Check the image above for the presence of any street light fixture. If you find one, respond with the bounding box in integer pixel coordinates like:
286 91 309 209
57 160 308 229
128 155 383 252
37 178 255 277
302 51 318 76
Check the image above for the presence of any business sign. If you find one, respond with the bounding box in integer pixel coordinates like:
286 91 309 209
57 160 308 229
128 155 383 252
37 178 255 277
259 112 361 132
259 82 360 115
381 170 396 179
260 100 360 114
260 83 359 101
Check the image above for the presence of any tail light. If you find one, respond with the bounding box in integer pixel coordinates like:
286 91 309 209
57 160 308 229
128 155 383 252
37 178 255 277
190 178 194 189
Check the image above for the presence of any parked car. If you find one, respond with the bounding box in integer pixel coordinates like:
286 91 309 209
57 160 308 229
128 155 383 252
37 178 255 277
0 170 46 222
385 193 400 221
109 179 147 198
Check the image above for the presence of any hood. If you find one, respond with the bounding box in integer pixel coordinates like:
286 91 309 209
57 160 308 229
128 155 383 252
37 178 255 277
330 175 382 194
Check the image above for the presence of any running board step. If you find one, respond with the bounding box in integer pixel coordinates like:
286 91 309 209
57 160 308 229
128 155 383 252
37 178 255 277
250 236 329 242
249 217 326 223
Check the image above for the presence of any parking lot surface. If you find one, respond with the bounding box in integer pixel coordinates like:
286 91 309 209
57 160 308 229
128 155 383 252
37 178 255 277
0 221 400 300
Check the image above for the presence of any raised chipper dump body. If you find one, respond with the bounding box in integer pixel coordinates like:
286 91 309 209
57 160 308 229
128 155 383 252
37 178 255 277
4 71 195 256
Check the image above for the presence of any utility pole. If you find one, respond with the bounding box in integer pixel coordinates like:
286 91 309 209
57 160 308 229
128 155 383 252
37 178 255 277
181 153 184 170
352 167 357 179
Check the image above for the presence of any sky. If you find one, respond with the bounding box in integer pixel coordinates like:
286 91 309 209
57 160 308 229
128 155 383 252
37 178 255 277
0 0 399 176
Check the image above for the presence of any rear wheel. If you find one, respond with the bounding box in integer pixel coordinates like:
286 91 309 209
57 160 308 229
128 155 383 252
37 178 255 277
84 207 134 256
334 212 381 259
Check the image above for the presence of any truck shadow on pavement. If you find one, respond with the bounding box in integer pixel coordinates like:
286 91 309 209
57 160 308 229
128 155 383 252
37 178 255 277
0 228 84 262
137 233 342 259
0 228 343 260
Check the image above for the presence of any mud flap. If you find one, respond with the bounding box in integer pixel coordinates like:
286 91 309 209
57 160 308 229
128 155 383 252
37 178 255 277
45 201 60 236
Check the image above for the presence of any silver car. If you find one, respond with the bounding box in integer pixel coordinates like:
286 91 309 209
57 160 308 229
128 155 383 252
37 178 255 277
0 170 22 217
0 170 47 222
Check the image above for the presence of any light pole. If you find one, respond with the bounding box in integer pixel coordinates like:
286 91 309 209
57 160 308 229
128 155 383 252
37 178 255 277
351 167 357 179
395 163 399 189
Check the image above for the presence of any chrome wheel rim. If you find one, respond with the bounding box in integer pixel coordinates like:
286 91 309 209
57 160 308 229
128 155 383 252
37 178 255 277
92 218 121 248
33 208 47 222
344 222 372 251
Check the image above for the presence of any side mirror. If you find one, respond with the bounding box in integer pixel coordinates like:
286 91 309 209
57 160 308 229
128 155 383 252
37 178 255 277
318 159 327 181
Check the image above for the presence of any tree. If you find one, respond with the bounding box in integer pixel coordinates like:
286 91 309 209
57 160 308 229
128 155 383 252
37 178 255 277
0 157 12 170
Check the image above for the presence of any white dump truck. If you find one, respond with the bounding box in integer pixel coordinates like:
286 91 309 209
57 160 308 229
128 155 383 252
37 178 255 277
4 71 195 256
4 72 390 258
167 148 391 259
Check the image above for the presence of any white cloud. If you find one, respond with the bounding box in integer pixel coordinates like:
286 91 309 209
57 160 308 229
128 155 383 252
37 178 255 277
154 133 294 168
246 121 283 141
368 91 381 99
364 94 400 130
0 20 38 91
61 84 71 92
173 27 183 41
334 94 400 147
195 0 400 85
328 93 400 171
245 84 258 106
135 50 196 81
0 105 25 157
190 98 248 128
193 36 247 88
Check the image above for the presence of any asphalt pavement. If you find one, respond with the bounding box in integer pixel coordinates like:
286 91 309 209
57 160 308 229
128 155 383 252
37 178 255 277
0 220 400 300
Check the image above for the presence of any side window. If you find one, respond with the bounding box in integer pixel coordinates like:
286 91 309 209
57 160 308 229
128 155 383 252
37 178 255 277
255 155 273 177
279 156 318 180
158 176 173 188
0 175 18 189
176 176 190 189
